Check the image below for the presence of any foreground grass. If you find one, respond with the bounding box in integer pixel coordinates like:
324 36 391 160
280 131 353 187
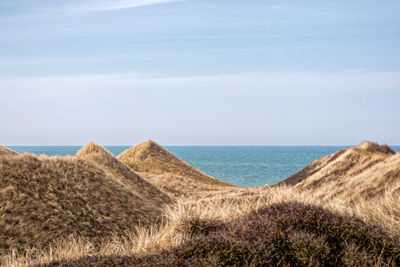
4 186 400 266
45 202 400 266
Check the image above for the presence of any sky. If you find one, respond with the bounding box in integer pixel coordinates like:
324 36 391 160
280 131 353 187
0 0 399 146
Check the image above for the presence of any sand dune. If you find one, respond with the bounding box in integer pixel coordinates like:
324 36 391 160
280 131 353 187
281 141 400 200
117 140 232 186
117 140 234 199
77 143 172 205
0 146 17 156
0 145 169 255
3 140 400 266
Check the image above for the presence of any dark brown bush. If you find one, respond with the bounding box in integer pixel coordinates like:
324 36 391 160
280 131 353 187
44 202 400 267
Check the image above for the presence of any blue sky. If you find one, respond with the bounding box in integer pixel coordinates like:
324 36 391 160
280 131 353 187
0 0 399 145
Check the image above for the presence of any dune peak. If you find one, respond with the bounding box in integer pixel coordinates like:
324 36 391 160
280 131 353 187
117 140 233 187
357 141 395 155
118 140 175 165
134 139 164 155
280 141 400 201
76 142 113 158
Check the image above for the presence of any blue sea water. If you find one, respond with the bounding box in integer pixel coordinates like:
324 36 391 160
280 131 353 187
7 146 400 188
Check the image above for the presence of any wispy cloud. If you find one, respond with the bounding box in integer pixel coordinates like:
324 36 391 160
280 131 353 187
0 0 184 24
65 0 184 13
1 71 399 93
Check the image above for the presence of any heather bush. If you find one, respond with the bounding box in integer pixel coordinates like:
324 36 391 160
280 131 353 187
44 202 400 266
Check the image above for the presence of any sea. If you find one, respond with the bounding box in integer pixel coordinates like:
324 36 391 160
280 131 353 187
7 146 400 188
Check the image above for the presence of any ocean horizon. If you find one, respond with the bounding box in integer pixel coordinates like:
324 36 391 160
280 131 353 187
7 145 400 187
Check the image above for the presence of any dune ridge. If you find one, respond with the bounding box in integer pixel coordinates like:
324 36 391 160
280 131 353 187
76 143 172 205
117 140 235 198
117 140 232 186
281 141 400 201
0 146 17 156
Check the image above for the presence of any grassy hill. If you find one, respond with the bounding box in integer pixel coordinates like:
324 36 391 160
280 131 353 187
0 144 170 257
2 141 400 266
281 141 400 201
76 143 172 206
117 140 235 199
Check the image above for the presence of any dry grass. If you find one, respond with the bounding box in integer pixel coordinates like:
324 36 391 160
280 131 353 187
280 141 394 186
76 143 172 205
0 145 170 262
45 202 400 266
283 141 400 201
5 185 400 266
1 141 400 266
0 146 17 156
118 140 234 188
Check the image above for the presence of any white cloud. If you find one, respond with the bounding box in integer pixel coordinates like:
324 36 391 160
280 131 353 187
1 71 399 93
341 68 367 73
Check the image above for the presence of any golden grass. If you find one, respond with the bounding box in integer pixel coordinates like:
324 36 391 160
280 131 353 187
0 146 17 156
284 142 400 201
1 141 400 266
76 143 172 205
117 140 234 188
5 185 400 266
0 145 171 261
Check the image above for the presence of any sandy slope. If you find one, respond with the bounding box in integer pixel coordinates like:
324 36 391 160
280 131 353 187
0 144 170 255
76 143 172 205
281 141 400 201
117 140 235 199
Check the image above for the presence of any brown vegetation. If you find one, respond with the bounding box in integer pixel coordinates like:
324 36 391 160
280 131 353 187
76 143 171 205
281 141 400 201
2 140 400 266
0 146 17 156
117 140 234 199
42 202 400 267
0 144 169 258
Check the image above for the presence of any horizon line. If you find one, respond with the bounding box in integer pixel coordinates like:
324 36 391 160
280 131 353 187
5 144 400 147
